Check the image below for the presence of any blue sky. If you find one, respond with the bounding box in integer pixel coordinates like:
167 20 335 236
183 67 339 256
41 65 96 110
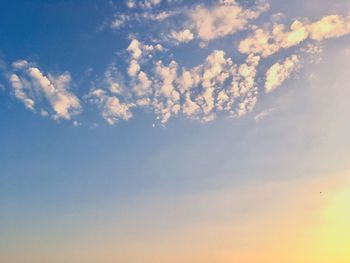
1 1 350 262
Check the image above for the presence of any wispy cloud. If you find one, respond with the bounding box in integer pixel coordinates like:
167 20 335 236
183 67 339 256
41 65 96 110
254 107 276 121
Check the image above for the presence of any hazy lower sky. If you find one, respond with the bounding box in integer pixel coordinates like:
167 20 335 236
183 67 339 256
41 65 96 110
1 1 350 262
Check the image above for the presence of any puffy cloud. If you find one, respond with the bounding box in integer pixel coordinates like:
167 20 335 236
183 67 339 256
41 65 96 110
92 47 263 125
127 39 143 60
4 2 350 128
197 50 234 117
8 61 81 120
189 0 269 41
170 29 194 43
238 21 309 57
126 39 163 99
127 39 163 63
134 71 152 97
152 60 181 124
182 92 200 117
265 55 300 93
128 60 141 77
89 89 134 125
231 54 261 117
308 15 350 41
176 66 202 95
239 14 350 57
27 68 81 120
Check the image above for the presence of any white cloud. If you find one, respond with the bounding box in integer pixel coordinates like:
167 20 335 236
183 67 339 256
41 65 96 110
128 60 141 77
153 60 180 124
12 60 29 70
134 71 152 97
188 0 269 41
126 39 163 100
265 55 301 93
111 14 130 29
198 50 234 117
182 92 200 117
170 29 194 43
308 14 350 41
239 14 350 57
27 68 81 120
140 10 176 21
238 21 309 57
89 89 134 125
5 2 350 128
9 74 35 111
127 39 143 60
126 0 162 9
104 64 124 95
8 61 81 120
231 54 260 117
92 46 264 125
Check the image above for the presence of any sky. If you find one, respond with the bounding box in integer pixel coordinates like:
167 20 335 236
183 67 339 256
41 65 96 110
0 0 350 262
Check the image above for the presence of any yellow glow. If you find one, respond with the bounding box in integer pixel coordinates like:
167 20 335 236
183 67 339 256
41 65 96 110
316 188 350 262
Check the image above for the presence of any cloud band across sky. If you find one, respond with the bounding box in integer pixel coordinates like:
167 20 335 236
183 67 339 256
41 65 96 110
2 0 350 126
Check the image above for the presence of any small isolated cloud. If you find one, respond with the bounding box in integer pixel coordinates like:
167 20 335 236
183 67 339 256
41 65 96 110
170 29 194 43
73 120 82 127
8 60 81 120
265 55 301 93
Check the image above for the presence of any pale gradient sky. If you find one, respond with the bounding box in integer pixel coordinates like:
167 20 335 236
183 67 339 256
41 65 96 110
1 1 350 263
